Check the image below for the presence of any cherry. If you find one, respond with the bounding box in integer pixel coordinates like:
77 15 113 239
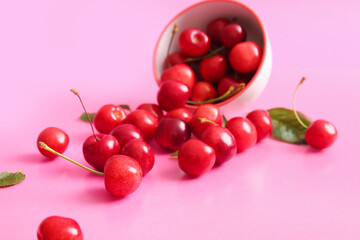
219 23 246 48
122 109 159 141
157 80 191 112
37 215 83 240
179 28 210 57
137 103 164 121
246 109 272 142
178 139 216 177
190 81 217 102
200 125 236 164
217 75 247 96
93 104 127 134
160 63 196 90
164 108 193 123
190 104 223 138
229 41 262 73
155 117 191 151
37 127 69 159
206 17 231 45
225 117 257 152
110 124 143 149
199 54 227 84
121 139 154 175
164 52 186 69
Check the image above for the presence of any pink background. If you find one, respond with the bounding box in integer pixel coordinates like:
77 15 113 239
1 0 360 239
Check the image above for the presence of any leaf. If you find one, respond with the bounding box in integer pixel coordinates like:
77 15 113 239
119 104 131 111
170 150 179 157
0 171 25 187
80 113 95 122
268 108 311 144
222 114 228 127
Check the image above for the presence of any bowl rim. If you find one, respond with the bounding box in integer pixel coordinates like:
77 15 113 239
152 0 268 109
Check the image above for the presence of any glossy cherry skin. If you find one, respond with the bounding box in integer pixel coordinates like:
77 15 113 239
164 108 193 123
206 17 231 45
37 127 69 159
122 110 159 141
305 120 338 149
160 63 196 90
226 117 257 152
246 109 272 142
37 216 83 240
157 80 191 112
190 81 217 102
137 103 164 121
104 155 142 197
179 28 211 57
217 75 247 96
178 139 216 177
229 41 262 73
164 52 186 69
93 104 127 134
200 125 236 164
199 54 227 84
190 104 223 138
220 23 246 48
121 139 155 175
155 117 191 151
83 133 120 171
110 124 143 149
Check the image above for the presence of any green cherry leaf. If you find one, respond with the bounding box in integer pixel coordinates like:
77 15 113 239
268 107 311 145
80 113 95 122
222 114 228 127
119 104 131 111
0 170 25 187
170 150 179 157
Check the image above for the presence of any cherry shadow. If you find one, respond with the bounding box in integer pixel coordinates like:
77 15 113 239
80 187 127 204
16 152 55 164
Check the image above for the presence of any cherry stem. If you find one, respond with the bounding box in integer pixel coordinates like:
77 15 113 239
184 45 226 63
187 83 245 105
38 141 104 176
292 77 309 129
166 24 178 68
70 89 99 141
197 118 219 126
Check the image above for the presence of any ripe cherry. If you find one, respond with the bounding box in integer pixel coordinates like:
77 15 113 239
217 75 247 96
121 139 154 175
37 215 83 240
190 81 217 102
137 103 164 121
229 41 262 73
164 108 193 123
164 52 186 69
178 139 216 177
225 117 257 152
110 124 143 149
246 109 272 142
220 23 246 48
93 104 127 134
157 80 191 112
199 54 227 84
155 117 191 151
160 63 196 90
122 109 159 141
179 28 210 57
190 104 223 138
37 127 69 159
206 17 231 45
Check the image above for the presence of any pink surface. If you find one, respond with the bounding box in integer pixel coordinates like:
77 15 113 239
1 0 360 239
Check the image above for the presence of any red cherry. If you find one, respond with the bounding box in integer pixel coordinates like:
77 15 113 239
163 52 186 69
229 41 262 73
200 125 236 164
37 215 83 240
155 117 191 151
157 80 191 112
121 139 155 175
217 75 247 96
179 28 210 57
122 109 159 141
190 104 223 138
83 133 120 171
37 127 69 159
160 63 196 90
137 103 164 121
206 17 231 45
219 23 246 48
190 81 217 102
93 104 127 134
199 54 227 84
164 108 193 123
305 120 337 149
110 124 143 149
104 155 142 197
178 139 216 177
246 109 272 142
225 117 257 152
